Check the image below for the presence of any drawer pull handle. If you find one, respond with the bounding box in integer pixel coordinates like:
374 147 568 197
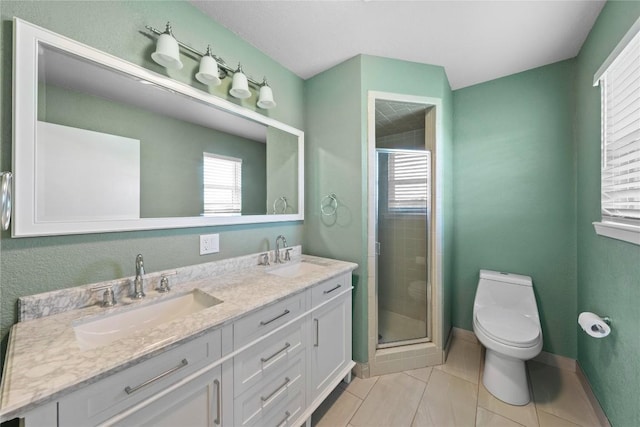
260 309 290 326
261 377 290 402
277 411 291 427
214 379 221 425
323 284 342 294
314 318 319 347
124 358 188 395
261 342 291 363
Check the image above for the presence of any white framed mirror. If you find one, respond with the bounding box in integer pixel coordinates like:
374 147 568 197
12 18 304 237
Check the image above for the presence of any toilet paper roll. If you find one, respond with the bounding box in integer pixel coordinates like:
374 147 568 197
578 312 611 338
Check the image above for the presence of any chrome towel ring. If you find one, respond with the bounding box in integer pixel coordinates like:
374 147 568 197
0 172 12 231
321 193 338 216
273 196 288 214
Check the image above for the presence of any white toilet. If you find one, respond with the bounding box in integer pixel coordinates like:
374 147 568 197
473 269 543 405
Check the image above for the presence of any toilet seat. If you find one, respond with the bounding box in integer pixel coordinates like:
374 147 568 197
475 307 539 348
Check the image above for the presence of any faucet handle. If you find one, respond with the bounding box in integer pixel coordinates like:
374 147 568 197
157 271 177 293
284 248 292 262
259 253 270 266
158 276 170 293
91 285 117 307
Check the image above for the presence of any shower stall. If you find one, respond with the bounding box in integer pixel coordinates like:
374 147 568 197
376 149 431 347
364 92 444 377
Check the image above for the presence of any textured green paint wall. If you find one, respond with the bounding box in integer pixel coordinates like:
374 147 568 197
0 1 304 363
575 2 640 425
452 60 577 358
303 56 366 360
304 54 453 363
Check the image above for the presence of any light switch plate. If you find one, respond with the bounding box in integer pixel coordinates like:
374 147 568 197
200 234 219 255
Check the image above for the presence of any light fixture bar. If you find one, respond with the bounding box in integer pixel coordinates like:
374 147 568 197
145 24 263 88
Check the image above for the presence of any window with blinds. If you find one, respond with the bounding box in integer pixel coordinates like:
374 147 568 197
203 152 242 215
387 151 430 212
593 19 640 245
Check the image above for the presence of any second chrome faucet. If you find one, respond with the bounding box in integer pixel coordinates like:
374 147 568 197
275 235 288 264
133 254 145 299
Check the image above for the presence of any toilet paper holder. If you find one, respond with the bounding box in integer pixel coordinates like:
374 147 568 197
590 316 611 333
578 312 612 338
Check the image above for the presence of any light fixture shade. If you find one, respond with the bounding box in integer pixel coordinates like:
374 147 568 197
257 84 276 109
230 68 251 99
196 55 221 86
151 33 183 70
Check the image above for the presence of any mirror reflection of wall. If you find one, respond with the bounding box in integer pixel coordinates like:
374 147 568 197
37 83 267 217
266 127 299 214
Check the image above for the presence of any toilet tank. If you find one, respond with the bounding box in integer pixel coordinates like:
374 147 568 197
474 270 539 319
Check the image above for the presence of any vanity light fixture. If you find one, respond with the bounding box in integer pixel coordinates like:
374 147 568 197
150 23 183 70
195 46 222 86
230 64 252 99
257 79 277 109
145 22 276 109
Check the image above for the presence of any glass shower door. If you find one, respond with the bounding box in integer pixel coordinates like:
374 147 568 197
376 149 430 346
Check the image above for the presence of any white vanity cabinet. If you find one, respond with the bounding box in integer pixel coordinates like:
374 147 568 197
12 267 355 427
56 328 222 426
110 365 222 427
309 274 353 403
232 292 308 427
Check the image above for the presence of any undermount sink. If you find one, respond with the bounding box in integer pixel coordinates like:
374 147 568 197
74 289 222 350
267 261 326 278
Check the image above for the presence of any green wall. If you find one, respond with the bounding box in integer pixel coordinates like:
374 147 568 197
452 60 577 358
303 56 366 360
304 54 453 363
574 2 640 426
0 1 305 364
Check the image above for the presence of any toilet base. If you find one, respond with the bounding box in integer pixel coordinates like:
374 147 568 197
482 349 531 406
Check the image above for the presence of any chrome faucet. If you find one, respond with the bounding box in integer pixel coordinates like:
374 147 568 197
275 235 287 264
133 254 146 299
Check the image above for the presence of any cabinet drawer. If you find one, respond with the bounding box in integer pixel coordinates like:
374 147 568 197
262 382 305 427
234 293 305 349
311 273 349 307
234 351 305 427
234 319 305 397
58 329 221 426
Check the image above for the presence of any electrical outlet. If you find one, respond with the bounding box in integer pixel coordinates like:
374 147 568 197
200 234 219 255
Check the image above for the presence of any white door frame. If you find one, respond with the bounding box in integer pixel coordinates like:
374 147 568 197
365 91 444 376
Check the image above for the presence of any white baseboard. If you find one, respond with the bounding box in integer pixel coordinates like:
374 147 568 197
353 361 370 378
452 327 479 344
532 351 577 372
576 363 611 427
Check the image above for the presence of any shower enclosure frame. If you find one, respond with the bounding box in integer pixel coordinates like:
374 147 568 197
365 91 445 377
375 148 432 349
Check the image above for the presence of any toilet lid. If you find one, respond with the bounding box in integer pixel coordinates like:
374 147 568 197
475 307 539 348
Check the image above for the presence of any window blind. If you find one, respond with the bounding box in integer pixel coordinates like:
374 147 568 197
388 151 430 211
203 153 242 214
599 28 640 222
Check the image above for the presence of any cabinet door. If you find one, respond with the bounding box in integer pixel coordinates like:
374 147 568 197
111 366 222 427
310 292 351 400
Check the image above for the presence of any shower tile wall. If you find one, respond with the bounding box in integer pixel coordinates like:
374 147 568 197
377 129 425 150
377 129 428 324
378 214 428 322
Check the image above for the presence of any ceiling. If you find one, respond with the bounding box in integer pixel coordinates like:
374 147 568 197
191 0 605 90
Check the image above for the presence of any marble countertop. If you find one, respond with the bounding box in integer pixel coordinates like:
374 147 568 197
0 253 357 422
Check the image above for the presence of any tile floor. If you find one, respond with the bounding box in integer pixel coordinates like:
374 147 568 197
311 335 603 427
